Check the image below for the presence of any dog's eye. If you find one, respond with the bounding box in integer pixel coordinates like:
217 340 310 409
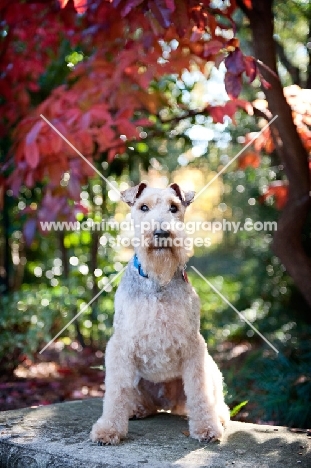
169 204 178 213
140 204 149 212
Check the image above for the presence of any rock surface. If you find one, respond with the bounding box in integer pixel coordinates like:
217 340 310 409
0 398 310 467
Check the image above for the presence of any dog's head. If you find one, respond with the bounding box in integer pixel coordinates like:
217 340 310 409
121 182 195 284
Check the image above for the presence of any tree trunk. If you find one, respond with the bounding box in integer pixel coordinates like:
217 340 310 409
238 0 311 314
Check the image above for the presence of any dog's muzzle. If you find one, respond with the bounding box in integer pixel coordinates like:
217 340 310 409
153 229 171 248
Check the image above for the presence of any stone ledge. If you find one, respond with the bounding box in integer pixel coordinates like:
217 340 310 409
0 398 310 467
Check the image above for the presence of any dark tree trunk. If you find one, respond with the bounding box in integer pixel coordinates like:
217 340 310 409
238 0 311 315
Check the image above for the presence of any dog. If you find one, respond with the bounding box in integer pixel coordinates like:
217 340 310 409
90 182 230 445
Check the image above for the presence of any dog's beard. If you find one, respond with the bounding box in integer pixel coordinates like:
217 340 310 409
136 232 188 285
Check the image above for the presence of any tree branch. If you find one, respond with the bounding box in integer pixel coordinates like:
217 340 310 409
274 38 301 85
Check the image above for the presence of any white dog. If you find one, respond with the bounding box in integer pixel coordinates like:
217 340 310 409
91 183 230 445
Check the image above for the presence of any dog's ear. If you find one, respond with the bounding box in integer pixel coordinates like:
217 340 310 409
170 183 195 207
121 182 147 206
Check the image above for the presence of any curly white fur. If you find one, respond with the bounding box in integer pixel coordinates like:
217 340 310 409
90 184 230 445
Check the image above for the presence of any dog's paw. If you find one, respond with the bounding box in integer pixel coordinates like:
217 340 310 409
190 420 224 443
90 421 121 445
217 403 230 428
130 404 155 420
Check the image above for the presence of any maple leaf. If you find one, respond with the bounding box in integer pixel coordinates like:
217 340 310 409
225 48 245 75
225 72 242 99
203 40 224 58
259 182 288 210
238 151 260 169
244 56 257 83
24 141 40 169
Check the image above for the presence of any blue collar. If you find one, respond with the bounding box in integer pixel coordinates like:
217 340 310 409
133 254 149 278
133 254 189 283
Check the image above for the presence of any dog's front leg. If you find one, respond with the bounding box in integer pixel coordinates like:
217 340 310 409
182 334 224 442
90 335 135 445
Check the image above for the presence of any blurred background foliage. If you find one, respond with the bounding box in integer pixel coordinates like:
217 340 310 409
0 0 311 428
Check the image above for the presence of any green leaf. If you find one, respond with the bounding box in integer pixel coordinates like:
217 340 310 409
230 400 248 418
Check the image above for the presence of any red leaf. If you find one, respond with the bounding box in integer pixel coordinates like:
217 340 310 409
225 48 245 75
203 40 224 58
260 76 272 90
209 105 230 124
244 56 257 83
117 120 139 139
260 182 288 210
96 126 116 152
225 72 242 99
238 151 260 169
241 0 252 9
115 107 133 121
25 141 40 169
165 0 175 11
25 121 44 145
208 99 253 124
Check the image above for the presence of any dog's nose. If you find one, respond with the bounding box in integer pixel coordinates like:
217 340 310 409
153 229 170 239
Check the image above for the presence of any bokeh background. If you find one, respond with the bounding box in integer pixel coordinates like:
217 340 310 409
0 0 311 428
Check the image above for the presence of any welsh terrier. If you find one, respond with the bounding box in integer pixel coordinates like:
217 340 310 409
91 183 230 445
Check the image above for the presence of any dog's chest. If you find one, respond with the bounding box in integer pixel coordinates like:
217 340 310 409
116 275 199 336
114 274 200 381
132 295 191 381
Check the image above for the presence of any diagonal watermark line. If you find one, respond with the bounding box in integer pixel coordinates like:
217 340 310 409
40 114 120 196
39 266 126 354
194 114 279 200
191 266 279 354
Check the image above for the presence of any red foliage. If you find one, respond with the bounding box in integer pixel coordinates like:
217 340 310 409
0 345 104 411
242 86 311 209
259 182 289 210
238 151 260 169
208 99 253 124
0 0 259 242
249 87 311 156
